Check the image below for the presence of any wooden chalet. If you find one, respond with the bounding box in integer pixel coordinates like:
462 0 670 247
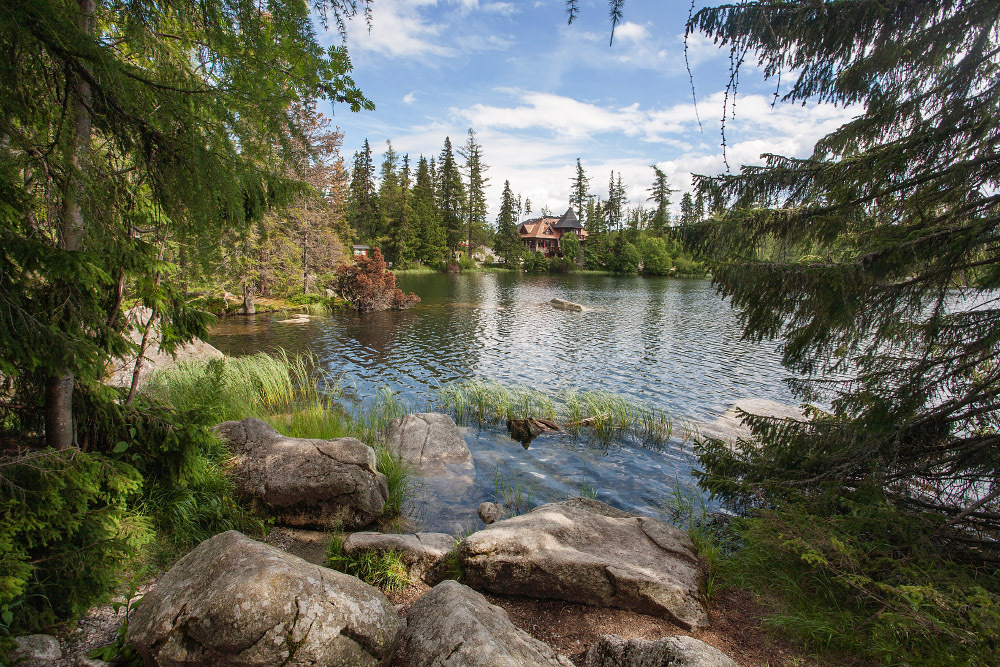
517 208 588 258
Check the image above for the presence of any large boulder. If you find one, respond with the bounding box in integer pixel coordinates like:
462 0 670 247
385 413 472 468
214 418 387 529
342 532 455 584
403 580 573 667
126 531 402 666
9 634 62 666
107 305 224 389
458 498 707 630
585 634 739 667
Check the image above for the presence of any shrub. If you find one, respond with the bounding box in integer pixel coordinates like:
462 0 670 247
335 249 420 313
325 534 411 592
522 251 548 273
709 495 1000 666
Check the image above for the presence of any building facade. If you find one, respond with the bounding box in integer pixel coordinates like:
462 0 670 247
517 208 588 258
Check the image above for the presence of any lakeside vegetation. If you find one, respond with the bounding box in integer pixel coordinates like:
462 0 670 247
2 1 998 665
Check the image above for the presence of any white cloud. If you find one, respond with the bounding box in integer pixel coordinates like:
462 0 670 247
345 0 453 59
612 21 650 43
403 92 418 104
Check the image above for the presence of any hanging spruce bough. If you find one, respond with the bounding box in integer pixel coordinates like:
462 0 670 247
0 0 372 448
678 1 1000 542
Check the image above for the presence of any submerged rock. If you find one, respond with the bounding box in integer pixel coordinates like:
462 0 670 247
477 501 505 524
385 412 472 469
126 531 402 666
550 297 585 312
214 417 388 529
343 531 456 584
459 498 708 630
403 580 573 667
585 634 739 667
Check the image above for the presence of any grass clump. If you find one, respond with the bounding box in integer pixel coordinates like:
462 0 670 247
145 355 411 522
325 533 411 592
437 380 672 447
492 464 537 515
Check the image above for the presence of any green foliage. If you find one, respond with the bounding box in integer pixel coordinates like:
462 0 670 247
637 236 672 275
717 499 1000 666
493 180 523 268
437 380 672 448
560 231 581 265
492 464 537 515
0 448 150 631
606 235 640 274
326 535 411 592
683 0 1000 537
522 251 549 273
148 356 412 521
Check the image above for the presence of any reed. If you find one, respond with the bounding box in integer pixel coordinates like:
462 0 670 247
437 380 673 447
144 355 411 519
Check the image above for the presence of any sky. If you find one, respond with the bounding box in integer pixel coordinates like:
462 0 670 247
317 0 857 220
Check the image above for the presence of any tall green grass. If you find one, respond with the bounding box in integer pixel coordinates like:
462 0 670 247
143 354 411 520
437 380 673 447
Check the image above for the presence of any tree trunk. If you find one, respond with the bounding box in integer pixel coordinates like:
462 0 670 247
242 281 256 314
45 0 95 449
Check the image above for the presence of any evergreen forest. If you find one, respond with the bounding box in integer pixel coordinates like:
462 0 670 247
2 1 999 665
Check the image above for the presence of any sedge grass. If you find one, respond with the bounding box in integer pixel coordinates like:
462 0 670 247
144 355 412 520
437 380 673 447
325 532 412 592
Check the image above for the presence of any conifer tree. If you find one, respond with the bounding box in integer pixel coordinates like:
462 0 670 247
647 165 673 236
679 191 697 226
348 139 379 243
0 0 371 448
412 156 445 264
493 180 522 268
437 137 466 254
679 0 1000 537
570 158 591 219
459 128 490 255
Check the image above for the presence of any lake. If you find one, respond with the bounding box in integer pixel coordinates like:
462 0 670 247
209 272 796 532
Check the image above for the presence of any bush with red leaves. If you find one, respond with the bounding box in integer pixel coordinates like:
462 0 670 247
335 248 420 313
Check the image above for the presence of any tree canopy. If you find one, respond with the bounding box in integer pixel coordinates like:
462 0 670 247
678 0 1000 542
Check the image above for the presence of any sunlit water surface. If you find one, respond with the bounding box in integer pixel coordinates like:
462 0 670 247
209 273 796 532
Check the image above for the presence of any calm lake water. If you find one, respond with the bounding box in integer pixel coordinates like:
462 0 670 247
209 272 796 532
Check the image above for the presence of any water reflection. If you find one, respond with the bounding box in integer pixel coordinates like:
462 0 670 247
209 273 795 531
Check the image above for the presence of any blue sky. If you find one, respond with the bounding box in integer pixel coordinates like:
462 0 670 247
318 0 856 219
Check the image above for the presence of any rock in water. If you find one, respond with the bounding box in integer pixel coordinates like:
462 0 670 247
214 418 387 529
9 635 62 666
342 532 456 585
477 501 505 524
126 531 402 666
385 412 472 468
549 298 584 312
585 634 739 667
458 498 708 630
403 580 573 667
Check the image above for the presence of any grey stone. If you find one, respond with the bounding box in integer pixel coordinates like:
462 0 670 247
477 502 505 524
385 413 472 468
695 398 806 442
550 298 584 312
73 657 112 667
585 634 739 667
107 306 224 389
126 531 402 667
214 418 387 529
403 580 573 667
10 634 62 666
343 532 456 584
458 498 708 630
